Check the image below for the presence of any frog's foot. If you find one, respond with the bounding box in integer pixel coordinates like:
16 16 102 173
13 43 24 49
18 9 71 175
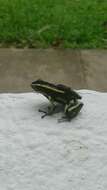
58 111 80 122
38 109 48 118
38 105 57 119
58 116 71 123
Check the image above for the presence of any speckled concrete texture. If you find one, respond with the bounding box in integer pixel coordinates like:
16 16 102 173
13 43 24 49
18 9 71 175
0 48 107 92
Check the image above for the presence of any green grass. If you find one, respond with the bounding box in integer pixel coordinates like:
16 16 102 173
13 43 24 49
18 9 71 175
0 0 107 48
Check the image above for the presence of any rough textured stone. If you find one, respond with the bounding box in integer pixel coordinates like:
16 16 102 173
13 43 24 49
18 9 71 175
81 50 107 92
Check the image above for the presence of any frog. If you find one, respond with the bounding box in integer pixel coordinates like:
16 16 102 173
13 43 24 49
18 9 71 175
31 79 83 121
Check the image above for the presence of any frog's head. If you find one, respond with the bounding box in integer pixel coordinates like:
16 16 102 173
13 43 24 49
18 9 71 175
31 79 50 94
31 79 43 91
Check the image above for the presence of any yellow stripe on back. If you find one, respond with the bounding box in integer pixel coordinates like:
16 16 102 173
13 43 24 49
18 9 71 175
35 84 65 94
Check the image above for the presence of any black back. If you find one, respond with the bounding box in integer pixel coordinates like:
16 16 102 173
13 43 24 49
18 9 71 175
31 79 82 104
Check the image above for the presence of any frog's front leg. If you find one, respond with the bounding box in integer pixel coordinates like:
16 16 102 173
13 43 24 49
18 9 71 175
39 104 56 118
38 97 57 118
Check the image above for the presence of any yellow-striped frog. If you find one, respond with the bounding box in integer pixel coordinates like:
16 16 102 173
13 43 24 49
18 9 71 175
31 79 83 122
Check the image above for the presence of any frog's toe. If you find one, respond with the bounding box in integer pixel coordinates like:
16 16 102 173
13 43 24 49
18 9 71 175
38 109 47 114
41 113 48 119
38 109 48 118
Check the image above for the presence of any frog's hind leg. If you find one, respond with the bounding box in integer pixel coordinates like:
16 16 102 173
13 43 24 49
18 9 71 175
58 102 84 123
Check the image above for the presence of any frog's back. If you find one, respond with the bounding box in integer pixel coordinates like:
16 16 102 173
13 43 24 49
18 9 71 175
57 84 81 100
